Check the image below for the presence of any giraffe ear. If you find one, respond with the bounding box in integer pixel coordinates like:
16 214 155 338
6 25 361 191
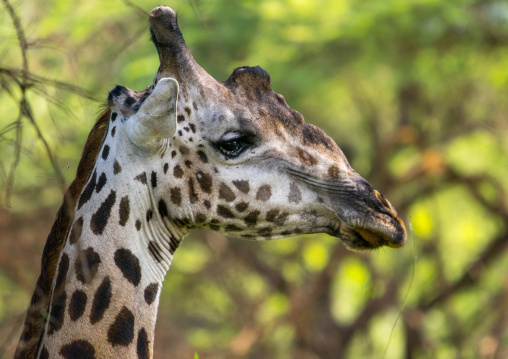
127 77 178 150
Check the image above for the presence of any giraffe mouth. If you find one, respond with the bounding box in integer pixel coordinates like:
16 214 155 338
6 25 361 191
331 220 406 251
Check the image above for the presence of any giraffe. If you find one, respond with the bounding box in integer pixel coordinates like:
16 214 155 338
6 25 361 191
15 6 406 359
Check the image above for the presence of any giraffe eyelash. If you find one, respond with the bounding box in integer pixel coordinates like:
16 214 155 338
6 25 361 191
213 132 257 159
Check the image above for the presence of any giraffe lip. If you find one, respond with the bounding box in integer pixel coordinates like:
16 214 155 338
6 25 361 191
354 228 389 248
331 221 405 250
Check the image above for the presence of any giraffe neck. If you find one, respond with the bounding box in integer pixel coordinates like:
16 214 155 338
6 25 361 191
35 136 188 358
37 229 182 359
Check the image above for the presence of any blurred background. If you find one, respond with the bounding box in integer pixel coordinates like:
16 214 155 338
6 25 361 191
1 0 508 358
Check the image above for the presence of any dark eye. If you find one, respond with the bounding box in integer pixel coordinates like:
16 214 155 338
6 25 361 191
215 132 256 159
219 139 244 157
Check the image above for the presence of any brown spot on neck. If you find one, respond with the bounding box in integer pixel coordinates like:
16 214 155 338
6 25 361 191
235 202 249 212
219 183 236 202
107 306 135 347
196 171 212 193
256 185 272 201
232 180 250 194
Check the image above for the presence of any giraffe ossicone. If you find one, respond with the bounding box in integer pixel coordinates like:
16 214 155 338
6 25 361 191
15 5 406 359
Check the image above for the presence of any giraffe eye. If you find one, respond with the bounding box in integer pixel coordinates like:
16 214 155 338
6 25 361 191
214 132 257 159
219 140 242 156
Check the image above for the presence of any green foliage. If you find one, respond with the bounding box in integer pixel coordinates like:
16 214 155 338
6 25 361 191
1 0 508 358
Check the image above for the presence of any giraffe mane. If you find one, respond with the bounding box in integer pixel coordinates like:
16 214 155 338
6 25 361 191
14 108 111 359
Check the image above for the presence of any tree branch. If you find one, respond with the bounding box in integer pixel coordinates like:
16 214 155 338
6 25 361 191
1 0 27 207
421 233 508 310
0 67 101 102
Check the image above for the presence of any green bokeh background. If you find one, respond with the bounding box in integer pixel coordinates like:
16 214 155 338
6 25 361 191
1 0 508 358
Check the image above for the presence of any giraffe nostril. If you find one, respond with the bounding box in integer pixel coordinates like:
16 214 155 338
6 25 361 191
374 190 395 214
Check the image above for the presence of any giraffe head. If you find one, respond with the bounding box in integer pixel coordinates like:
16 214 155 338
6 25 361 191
108 6 406 251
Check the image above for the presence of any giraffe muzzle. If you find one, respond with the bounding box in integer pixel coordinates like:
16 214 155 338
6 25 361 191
287 167 407 250
330 178 407 250
335 209 406 251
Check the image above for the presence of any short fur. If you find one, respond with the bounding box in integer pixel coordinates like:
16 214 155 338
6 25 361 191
14 109 111 359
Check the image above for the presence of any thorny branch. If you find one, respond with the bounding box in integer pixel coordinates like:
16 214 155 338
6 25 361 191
0 67 101 102
2 0 27 207
118 0 149 18
0 0 103 206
